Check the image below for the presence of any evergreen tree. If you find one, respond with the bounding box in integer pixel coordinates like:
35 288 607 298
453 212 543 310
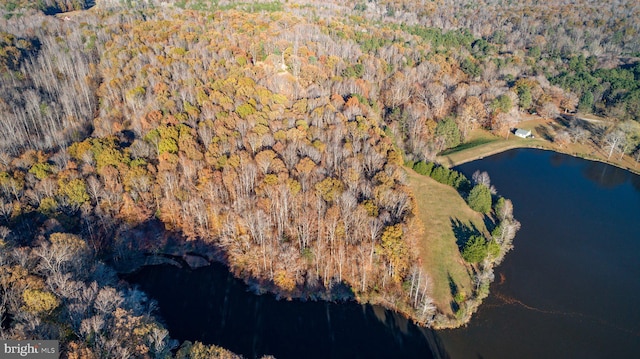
467 184 492 213
435 117 461 149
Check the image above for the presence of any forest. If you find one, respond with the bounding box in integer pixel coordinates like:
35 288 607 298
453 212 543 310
0 0 638 357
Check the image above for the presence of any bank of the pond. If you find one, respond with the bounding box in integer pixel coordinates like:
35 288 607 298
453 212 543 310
437 127 640 176
123 262 448 359
120 149 640 357
405 169 491 329
112 167 515 332
439 148 640 358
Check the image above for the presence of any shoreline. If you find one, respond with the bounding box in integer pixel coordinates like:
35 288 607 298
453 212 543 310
438 141 640 176
114 139 635 332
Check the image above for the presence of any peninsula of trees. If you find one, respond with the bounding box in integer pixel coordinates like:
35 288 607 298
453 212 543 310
0 0 638 357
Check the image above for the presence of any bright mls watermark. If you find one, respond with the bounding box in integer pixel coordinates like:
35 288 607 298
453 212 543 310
1 340 59 358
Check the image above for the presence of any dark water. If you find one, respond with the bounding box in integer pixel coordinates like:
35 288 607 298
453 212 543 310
126 148 640 359
440 148 640 358
124 262 444 359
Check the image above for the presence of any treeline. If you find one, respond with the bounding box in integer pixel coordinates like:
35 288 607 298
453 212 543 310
552 56 640 121
5 0 638 159
88 9 420 306
175 0 284 12
406 160 470 193
406 158 520 324
374 0 640 58
286 0 640 157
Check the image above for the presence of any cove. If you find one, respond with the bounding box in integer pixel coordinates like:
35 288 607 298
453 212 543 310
124 261 445 359
440 148 640 358
124 148 640 358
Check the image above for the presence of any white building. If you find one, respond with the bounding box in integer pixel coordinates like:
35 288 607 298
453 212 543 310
514 129 532 138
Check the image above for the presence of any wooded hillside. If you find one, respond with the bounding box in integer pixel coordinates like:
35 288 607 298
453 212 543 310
0 0 637 355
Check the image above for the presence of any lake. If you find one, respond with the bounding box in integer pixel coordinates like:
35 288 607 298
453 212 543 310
441 148 640 358
125 148 640 358
124 262 445 358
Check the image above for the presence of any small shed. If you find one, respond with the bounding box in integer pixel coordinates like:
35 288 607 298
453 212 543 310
514 128 532 138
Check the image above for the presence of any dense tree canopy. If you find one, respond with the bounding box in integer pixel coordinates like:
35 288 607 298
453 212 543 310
0 0 634 348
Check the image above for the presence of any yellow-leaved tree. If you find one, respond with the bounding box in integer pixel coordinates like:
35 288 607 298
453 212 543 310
378 224 410 283
22 288 59 314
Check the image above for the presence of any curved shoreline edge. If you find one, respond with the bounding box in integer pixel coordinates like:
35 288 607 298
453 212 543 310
432 140 639 330
438 142 640 176
115 144 636 334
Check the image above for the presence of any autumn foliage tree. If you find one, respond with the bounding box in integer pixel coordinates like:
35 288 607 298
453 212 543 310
5 0 634 331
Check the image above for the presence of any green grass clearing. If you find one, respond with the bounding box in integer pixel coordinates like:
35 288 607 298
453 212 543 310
406 168 488 316
437 127 550 167
437 116 640 175
440 133 499 156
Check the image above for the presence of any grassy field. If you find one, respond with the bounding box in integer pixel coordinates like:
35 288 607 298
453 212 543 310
437 116 640 175
406 168 488 316
437 126 551 167
410 114 639 322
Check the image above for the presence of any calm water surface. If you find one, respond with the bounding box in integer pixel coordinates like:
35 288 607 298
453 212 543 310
125 262 443 359
441 148 640 358
126 149 640 358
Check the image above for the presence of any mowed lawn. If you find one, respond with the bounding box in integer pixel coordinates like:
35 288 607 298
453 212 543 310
437 127 548 167
437 116 640 175
406 168 488 316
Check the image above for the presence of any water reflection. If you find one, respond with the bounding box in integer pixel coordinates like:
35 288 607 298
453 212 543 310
632 175 640 192
125 149 640 359
125 263 445 359
441 148 640 359
549 152 567 168
534 150 632 189
582 161 629 188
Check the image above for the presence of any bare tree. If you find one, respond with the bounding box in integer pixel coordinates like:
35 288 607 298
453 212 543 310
384 72 412 108
86 176 103 204
0 226 10 242
568 122 590 144
539 102 560 119
555 130 571 147
603 130 626 160
94 287 124 315
0 198 14 222
472 170 491 187
496 198 514 222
